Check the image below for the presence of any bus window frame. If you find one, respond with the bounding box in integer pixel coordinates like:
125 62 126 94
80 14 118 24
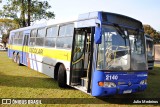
56 23 74 49
44 25 59 48
29 29 37 46
35 27 46 47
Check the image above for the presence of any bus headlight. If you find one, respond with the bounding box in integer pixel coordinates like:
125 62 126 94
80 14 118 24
98 82 116 87
140 80 147 85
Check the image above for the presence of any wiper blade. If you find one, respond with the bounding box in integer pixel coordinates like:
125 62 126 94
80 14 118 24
113 24 126 38
113 24 127 46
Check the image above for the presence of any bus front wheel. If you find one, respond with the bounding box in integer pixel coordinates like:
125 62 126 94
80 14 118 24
58 64 67 88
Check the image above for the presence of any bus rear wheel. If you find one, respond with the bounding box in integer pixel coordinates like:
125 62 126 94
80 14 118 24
16 54 21 66
58 64 67 88
12 52 16 62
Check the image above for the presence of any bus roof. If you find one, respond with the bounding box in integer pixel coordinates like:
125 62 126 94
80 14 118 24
10 11 143 33
10 24 47 33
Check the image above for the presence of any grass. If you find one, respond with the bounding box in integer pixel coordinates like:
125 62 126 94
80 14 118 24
0 51 160 107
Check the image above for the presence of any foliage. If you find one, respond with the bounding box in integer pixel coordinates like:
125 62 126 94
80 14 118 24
0 0 55 27
143 25 160 44
0 18 19 45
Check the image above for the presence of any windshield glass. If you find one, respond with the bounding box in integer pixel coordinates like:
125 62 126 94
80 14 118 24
146 39 154 61
128 30 147 70
97 25 147 71
97 25 130 70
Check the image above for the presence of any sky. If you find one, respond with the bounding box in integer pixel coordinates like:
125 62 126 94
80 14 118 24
0 0 160 31
47 0 160 31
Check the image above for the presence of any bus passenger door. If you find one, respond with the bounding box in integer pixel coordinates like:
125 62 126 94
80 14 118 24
70 27 94 92
70 28 87 85
22 33 29 65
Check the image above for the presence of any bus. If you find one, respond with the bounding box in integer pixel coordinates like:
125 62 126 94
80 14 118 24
8 11 148 96
145 34 155 70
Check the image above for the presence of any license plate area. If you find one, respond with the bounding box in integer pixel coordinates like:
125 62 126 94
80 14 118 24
123 90 132 94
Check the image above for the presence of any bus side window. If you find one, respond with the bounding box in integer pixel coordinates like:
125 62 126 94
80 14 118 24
10 35 14 45
36 28 46 46
57 24 74 49
44 26 58 47
13 32 19 45
30 29 37 46
18 31 23 45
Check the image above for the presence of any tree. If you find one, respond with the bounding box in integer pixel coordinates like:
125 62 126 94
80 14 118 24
154 32 160 44
0 0 55 27
28 0 31 26
0 18 19 47
143 25 160 44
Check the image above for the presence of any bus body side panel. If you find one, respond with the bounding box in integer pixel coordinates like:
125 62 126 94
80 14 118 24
7 44 29 67
28 53 54 78
8 48 14 58
22 51 26 65
8 44 15 59
91 70 148 96
8 32 14 58
26 47 71 81
22 51 28 66
27 53 70 79
8 45 23 63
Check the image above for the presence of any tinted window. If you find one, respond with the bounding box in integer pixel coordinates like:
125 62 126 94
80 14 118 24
56 24 74 49
59 26 66 36
59 24 74 37
37 28 46 37
65 24 74 36
36 38 44 46
29 38 36 46
19 32 23 38
44 26 58 47
31 29 37 37
46 26 58 37
56 37 73 49
15 32 19 38
45 38 56 47
12 32 23 45
10 36 14 44
30 29 37 46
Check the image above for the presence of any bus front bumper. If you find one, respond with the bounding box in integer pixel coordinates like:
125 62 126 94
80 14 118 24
92 84 147 96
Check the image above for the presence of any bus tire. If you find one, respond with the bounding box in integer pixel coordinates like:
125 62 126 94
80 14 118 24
16 54 21 66
12 52 16 62
58 64 67 88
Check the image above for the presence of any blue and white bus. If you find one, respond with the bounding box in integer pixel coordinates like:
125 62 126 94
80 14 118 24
8 11 148 96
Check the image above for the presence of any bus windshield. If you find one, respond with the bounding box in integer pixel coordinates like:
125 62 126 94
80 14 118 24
146 39 154 61
97 25 147 71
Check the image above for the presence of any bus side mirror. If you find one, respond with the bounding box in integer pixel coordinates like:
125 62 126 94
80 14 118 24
95 26 102 44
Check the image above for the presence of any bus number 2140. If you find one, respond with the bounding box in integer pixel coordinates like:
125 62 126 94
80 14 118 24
106 75 118 80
